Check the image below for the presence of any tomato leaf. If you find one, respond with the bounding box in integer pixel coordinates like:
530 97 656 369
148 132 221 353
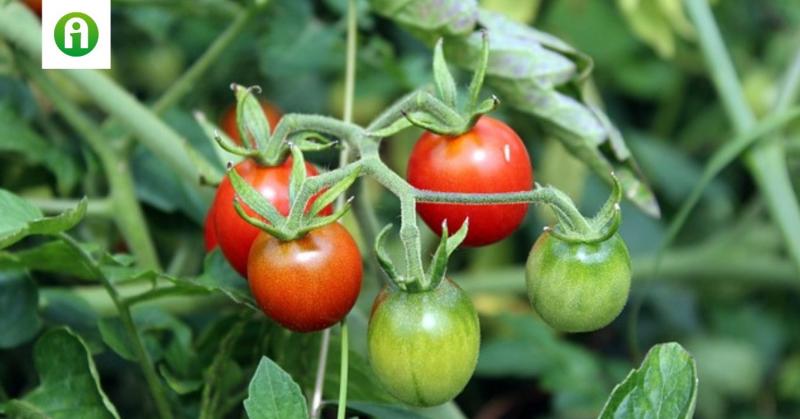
369 0 478 37
191 250 257 309
0 270 41 349
599 342 698 419
4 328 120 419
243 356 309 419
0 190 86 249
11 239 101 281
0 104 80 195
432 39 457 108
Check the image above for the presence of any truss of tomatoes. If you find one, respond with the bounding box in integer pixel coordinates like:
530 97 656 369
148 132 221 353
204 113 631 407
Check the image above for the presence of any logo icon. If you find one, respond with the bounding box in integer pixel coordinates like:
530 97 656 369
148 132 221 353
54 12 99 57
41 0 111 69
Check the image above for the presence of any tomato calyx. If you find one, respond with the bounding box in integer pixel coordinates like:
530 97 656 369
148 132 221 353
209 84 337 167
371 32 497 138
546 172 624 245
227 145 361 241
374 219 469 292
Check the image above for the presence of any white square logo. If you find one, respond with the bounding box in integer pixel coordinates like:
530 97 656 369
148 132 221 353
41 0 111 69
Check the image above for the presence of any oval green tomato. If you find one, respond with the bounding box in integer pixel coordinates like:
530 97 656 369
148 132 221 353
367 278 480 407
525 232 631 333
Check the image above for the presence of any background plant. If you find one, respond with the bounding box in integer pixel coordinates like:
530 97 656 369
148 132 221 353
0 0 798 418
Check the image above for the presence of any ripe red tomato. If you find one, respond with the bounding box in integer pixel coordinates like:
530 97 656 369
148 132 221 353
203 207 217 252
407 116 533 246
221 100 282 146
247 222 363 332
211 159 331 276
24 0 42 17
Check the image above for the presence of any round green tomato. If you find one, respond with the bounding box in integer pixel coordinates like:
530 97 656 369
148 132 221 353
525 231 631 333
367 278 480 407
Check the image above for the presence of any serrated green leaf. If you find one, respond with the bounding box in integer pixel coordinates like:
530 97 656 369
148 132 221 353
13 239 100 280
0 270 41 349
599 342 698 419
0 190 86 249
5 328 120 419
243 356 308 419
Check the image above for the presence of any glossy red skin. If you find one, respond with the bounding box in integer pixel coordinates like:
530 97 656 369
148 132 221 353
211 159 332 276
407 116 533 246
248 223 363 332
203 207 217 252
221 100 282 146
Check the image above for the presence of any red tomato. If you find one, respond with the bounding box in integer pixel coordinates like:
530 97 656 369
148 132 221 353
203 207 217 252
248 222 363 332
221 100 282 146
407 116 533 246
24 0 42 17
211 159 332 276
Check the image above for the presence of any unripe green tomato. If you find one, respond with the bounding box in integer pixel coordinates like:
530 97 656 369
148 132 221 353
525 231 631 333
368 278 480 407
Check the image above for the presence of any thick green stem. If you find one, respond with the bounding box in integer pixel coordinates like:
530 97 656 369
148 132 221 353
28 197 113 217
24 61 161 270
57 234 173 419
685 0 800 274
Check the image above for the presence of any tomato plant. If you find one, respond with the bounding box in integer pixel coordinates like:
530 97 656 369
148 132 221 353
408 116 533 246
367 278 479 406
525 231 632 333
210 158 331 276
10 0 796 418
248 222 362 332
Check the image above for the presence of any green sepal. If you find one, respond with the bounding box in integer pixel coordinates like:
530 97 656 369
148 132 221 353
213 132 260 160
590 172 623 233
374 224 401 286
307 166 362 218
232 200 289 242
427 219 469 290
193 111 243 168
467 30 489 111
233 84 271 151
433 38 457 108
297 198 353 235
291 132 337 152
287 146 307 206
227 165 284 225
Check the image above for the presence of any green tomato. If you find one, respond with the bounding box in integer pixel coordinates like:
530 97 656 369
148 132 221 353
525 231 631 333
367 278 480 407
